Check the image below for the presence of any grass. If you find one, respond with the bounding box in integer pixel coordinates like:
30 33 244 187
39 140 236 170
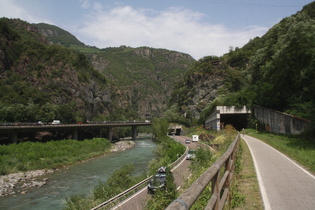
246 129 315 173
0 138 112 175
232 138 263 210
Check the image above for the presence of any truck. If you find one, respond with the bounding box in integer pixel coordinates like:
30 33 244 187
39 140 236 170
192 135 199 142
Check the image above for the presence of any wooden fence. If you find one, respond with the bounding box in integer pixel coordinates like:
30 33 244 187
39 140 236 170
166 133 240 210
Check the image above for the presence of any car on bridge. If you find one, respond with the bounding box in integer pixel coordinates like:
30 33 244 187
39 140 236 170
147 167 167 193
52 120 61 124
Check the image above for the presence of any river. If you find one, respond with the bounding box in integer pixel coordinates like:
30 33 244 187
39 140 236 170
0 136 156 210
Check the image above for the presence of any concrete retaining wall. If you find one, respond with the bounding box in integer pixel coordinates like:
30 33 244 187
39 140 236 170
254 106 310 134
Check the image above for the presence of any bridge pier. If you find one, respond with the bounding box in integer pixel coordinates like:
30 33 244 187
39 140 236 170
72 128 78 140
132 126 137 140
108 127 113 141
10 132 18 143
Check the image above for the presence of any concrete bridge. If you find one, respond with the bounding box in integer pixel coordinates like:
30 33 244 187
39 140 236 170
0 121 152 143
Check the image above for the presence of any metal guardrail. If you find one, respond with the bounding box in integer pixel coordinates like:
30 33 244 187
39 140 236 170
90 176 152 210
166 133 240 210
91 136 189 210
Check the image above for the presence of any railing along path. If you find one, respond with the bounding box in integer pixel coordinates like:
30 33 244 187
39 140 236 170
166 133 240 210
91 134 239 210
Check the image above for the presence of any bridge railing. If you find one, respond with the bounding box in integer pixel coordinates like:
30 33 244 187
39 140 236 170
166 133 240 210
91 136 189 210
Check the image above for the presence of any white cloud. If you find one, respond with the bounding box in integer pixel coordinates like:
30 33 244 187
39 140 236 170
0 0 53 24
76 5 268 59
80 0 91 9
0 1 268 60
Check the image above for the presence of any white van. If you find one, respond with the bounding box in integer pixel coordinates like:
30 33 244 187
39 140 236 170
52 120 61 124
192 135 199 142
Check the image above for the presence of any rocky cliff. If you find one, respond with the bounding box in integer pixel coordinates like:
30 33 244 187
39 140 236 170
88 46 195 117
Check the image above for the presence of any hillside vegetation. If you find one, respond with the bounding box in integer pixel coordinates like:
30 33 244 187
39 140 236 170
0 18 194 125
33 22 195 118
1 2 314 135
169 2 315 134
0 18 109 123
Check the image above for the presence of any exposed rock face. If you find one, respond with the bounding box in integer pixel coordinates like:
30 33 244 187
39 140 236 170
185 73 225 119
89 47 195 118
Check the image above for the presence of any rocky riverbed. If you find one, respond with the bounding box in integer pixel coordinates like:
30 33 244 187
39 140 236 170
110 140 136 152
0 140 135 197
0 169 54 197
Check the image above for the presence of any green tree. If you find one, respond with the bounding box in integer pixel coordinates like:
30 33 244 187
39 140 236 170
151 117 169 140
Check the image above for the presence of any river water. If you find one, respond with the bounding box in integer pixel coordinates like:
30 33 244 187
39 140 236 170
0 136 156 210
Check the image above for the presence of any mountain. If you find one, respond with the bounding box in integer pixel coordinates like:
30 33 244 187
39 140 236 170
0 18 195 123
0 18 110 123
34 23 85 47
33 23 195 118
87 46 194 117
169 2 315 127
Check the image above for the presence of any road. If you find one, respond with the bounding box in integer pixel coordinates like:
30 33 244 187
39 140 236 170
242 135 315 210
111 136 198 210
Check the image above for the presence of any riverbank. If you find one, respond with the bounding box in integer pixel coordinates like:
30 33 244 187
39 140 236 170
0 140 135 197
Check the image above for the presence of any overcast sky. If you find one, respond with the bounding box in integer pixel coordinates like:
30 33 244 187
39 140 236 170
0 0 313 59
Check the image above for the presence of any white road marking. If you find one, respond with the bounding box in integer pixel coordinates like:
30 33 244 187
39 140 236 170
243 137 272 210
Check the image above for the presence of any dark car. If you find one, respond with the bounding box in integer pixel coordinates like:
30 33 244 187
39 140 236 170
148 167 167 193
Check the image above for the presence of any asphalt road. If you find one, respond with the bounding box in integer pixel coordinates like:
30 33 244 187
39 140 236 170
111 136 198 210
242 135 315 210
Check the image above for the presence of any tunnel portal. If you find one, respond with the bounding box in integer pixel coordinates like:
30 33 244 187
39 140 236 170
205 106 251 131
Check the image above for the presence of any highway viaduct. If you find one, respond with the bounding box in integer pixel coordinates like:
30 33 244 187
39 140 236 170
0 121 152 143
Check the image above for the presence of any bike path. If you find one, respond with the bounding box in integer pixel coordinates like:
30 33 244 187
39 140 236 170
242 135 315 210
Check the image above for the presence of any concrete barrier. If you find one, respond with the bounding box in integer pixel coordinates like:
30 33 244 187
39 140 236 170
254 106 310 134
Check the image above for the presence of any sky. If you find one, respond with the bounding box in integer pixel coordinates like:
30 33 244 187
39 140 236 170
0 0 313 59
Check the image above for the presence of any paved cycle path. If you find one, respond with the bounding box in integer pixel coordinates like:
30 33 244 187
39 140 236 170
242 135 315 210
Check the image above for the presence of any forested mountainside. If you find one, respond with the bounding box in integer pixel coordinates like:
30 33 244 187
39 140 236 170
0 18 110 123
0 18 194 123
34 23 194 118
170 2 315 129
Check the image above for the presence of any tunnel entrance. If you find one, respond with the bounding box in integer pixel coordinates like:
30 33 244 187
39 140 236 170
220 113 249 131
205 106 251 132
